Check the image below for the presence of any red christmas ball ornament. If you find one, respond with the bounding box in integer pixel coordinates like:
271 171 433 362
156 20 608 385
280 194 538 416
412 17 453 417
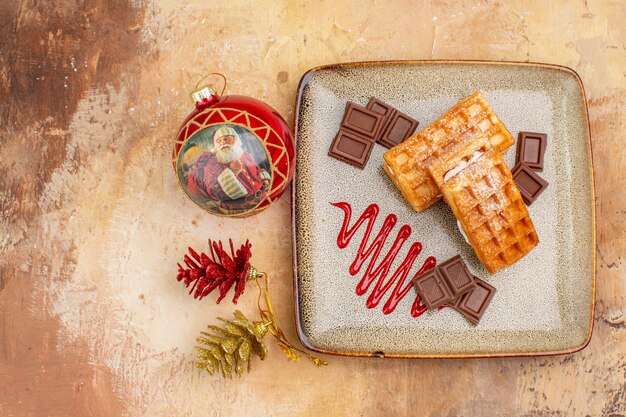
172 73 295 218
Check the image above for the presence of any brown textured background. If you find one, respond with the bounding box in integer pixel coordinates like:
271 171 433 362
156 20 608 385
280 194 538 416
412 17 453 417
0 1 624 416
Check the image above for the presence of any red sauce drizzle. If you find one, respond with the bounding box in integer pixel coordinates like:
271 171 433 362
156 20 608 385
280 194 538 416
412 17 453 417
331 202 437 317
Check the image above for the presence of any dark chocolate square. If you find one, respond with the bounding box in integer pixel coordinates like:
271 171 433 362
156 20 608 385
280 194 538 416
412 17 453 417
412 267 454 310
341 102 384 140
452 277 496 325
437 255 476 298
366 97 396 142
366 97 395 117
450 294 464 309
378 111 418 149
511 162 549 205
516 132 547 171
328 129 374 169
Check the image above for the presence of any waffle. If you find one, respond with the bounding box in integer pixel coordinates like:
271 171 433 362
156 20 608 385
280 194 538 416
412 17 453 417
440 149 538 274
427 129 492 188
383 91 515 212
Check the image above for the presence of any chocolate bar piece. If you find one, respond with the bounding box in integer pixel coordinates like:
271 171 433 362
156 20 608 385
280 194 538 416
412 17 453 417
366 97 397 141
330 98 418 170
366 97 395 118
437 255 476 298
328 129 375 169
413 256 497 324
511 162 549 205
379 110 418 149
341 102 384 140
366 97 418 148
516 132 547 171
412 267 453 310
451 277 496 325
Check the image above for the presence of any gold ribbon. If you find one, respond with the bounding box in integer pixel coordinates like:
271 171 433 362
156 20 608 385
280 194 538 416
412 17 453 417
248 266 327 367
193 72 227 96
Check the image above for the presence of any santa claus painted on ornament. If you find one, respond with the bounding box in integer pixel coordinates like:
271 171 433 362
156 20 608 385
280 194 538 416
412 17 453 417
186 126 271 214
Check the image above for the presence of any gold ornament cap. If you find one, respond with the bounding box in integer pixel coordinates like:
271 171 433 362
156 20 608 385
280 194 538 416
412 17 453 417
191 85 217 103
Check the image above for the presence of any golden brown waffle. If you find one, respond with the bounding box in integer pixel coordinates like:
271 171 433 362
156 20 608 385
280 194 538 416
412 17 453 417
440 149 538 274
427 129 493 188
383 91 515 212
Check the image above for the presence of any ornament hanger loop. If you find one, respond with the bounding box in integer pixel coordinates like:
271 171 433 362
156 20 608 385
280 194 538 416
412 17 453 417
194 72 227 96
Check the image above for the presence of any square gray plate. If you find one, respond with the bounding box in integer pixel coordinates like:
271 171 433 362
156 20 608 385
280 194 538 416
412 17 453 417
292 61 595 358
